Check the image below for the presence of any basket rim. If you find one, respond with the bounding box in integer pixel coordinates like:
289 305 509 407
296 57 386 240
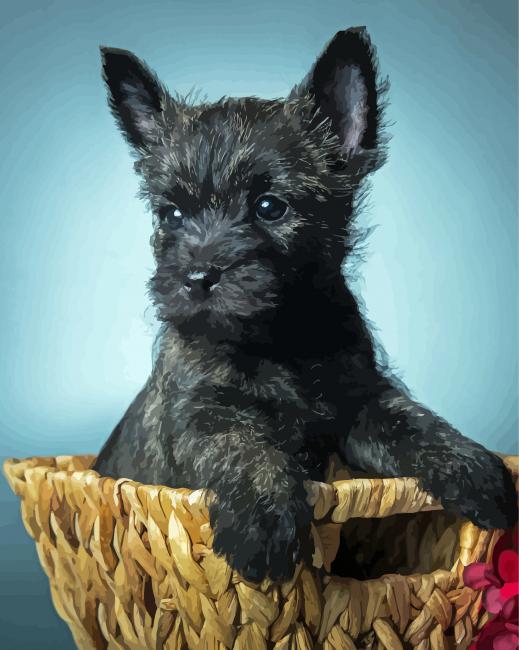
4 453 518 524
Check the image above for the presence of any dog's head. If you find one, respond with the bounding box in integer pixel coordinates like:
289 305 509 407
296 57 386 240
101 28 387 339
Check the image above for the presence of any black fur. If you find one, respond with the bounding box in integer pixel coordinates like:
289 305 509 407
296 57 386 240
93 28 518 582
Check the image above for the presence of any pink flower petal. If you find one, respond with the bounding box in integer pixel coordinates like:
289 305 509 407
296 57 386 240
476 619 510 649
493 632 519 650
465 563 501 589
498 550 519 585
502 595 519 622
493 526 519 576
485 586 506 614
501 582 519 603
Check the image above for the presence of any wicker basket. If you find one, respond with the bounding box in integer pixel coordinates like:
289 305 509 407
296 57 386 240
4 454 518 650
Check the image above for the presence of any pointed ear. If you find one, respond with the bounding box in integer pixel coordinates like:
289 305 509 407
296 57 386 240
293 27 383 160
100 46 166 150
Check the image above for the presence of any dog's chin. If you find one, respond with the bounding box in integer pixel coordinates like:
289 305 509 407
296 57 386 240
173 306 244 341
161 296 279 343
154 297 245 343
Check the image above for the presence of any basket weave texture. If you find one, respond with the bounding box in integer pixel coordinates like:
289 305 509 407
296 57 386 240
4 454 518 650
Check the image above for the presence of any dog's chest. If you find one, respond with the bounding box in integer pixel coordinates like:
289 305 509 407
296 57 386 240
157 338 337 440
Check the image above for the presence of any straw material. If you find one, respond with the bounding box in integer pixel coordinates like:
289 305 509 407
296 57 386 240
4 454 518 650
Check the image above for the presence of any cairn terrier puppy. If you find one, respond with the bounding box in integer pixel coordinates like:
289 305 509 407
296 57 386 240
93 27 517 581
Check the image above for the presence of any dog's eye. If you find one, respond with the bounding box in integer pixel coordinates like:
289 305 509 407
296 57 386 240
159 205 184 229
254 195 288 222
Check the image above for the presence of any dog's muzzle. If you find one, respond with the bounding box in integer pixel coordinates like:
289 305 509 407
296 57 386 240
183 267 221 300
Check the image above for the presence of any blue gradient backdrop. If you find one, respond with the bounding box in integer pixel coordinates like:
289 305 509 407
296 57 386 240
1 0 517 646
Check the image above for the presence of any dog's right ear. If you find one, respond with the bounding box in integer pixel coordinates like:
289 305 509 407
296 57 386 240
100 47 166 150
291 27 385 169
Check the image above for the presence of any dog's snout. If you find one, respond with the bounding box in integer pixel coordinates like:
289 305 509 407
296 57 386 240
184 267 221 300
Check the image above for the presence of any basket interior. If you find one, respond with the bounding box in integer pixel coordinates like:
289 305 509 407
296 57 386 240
332 510 462 580
324 454 463 579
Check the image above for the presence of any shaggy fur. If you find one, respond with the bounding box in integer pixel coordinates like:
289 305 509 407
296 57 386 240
93 27 518 582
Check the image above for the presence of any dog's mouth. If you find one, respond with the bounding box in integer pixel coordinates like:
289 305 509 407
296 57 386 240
181 254 263 303
152 252 278 327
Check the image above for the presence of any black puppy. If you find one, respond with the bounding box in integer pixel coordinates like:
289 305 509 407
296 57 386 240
93 27 518 582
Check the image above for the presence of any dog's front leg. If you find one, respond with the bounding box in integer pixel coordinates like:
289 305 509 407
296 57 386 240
173 418 313 582
339 383 518 529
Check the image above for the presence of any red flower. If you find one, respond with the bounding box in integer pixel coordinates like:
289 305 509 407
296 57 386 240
464 525 519 650
467 597 519 650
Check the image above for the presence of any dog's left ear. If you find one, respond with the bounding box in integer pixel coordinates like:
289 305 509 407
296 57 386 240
292 27 383 162
100 46 167 151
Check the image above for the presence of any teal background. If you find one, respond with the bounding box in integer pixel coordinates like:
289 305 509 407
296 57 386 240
1 0 517 646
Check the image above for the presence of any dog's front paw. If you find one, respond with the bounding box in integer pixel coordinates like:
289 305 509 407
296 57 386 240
425 450 517 530
210 501 311 582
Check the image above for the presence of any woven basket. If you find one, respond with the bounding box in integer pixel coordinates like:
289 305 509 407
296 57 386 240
4 454 518 650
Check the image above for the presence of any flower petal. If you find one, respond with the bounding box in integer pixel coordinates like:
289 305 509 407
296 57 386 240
502 595 519 622
500 582 519 603
493 632 519 650
464 563 501 589
492 525 519 576
484 586 506 614
475 619 509 648
498 550 519 585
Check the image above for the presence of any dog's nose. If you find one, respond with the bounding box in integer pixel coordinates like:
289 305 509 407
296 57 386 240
184 267 221 299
